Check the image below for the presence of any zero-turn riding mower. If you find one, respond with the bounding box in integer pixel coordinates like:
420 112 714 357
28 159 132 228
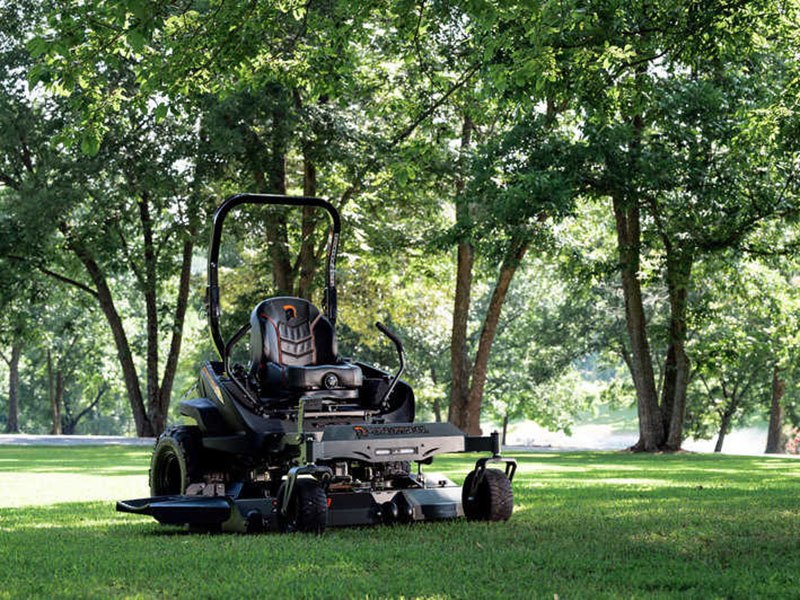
117 194 516 533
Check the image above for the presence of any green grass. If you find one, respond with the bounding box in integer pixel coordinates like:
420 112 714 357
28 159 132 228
2 446 800 599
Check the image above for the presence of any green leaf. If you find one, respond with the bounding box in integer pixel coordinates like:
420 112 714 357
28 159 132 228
27 37 49 58
154 103 168 122
126 30 147 52
79 132 101 156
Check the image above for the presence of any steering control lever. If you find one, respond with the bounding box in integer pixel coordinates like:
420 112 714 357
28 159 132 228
376 322 406 410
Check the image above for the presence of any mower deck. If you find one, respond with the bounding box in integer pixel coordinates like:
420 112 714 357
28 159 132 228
117 476 465 533
118 424 515 533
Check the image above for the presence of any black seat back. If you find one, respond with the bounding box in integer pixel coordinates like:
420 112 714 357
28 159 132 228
249 297 337 369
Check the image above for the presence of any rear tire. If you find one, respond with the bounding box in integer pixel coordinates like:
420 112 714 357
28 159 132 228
149 425 204 496
276 478 328 534
462 468 513 521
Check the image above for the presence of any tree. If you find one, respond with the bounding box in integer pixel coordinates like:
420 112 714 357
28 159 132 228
481 255 603 443
556 0 800 450
0 5 212 436
684 253 800 452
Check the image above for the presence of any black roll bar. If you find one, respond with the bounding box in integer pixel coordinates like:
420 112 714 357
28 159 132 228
206 194 341 360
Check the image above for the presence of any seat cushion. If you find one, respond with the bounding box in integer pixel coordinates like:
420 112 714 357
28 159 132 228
250 297 337 370
265 362 363 391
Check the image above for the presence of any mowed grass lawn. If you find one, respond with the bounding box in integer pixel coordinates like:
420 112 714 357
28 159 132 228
1 446 800 599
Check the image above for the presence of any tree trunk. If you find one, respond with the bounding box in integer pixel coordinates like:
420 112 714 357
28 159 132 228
69 239 150 436
265 100 294 295
4 343 22 433
139 193 161 436
152 229 196 436
765 365 785 453
55 369 64 435
296 150 319 298
714 413 731 453
63 384 106 435
447 116 474 430
244 100 293 295
463 237 529 435
47 350 62 435
715 399 738 453
612 192 663 451
664 253 693 450
660 345 675 439
431 365 442 423
502 413 509 446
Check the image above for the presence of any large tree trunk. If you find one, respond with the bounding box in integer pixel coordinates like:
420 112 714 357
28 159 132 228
659 344 676 438
297 148 319 298
663 253 693 450
4 343 22 433
447 116 474 430
765 366 785 454
612 193 663 451
151 229 196 435
463 237 529 435
502 413 509 447
69 239 150 436
139 194 161 436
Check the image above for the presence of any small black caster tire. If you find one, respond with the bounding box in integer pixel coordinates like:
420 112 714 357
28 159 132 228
462 468 513 521
276 478 328 534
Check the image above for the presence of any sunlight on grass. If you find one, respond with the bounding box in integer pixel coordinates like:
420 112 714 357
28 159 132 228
0 446 151 509
0 472 149 508
592 477 671 486
1 446 800 598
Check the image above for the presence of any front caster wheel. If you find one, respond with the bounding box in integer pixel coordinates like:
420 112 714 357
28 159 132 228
276 478 328 534
462 468 513 521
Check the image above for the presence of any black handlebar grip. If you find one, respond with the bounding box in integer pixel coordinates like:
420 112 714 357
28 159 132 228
376 321 402 347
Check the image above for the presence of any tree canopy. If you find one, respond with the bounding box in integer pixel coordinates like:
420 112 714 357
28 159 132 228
0 0 797 452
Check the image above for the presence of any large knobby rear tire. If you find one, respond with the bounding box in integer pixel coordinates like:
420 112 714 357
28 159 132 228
276 478 328 534
149 425 204 496
462 468 513 522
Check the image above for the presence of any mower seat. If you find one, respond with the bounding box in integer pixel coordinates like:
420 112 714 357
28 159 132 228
249 297 362 394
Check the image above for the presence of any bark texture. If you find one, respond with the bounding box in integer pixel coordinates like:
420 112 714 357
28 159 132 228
61 206 196 437
447 116 474 429
612 192 663 451
663 253 693 450
4 343 22 433
462 238 529 435
765 366 785 454
47 351 63 435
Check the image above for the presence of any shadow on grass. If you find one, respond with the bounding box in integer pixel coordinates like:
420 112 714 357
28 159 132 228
2 486 800 599
3 449 800 597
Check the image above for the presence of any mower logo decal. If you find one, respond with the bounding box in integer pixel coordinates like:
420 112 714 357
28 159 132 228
353 425 428 438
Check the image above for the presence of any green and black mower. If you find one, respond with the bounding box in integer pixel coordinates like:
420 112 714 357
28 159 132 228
117 194 516 533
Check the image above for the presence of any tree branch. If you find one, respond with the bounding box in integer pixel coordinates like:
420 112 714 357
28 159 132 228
5 255 99 298
72 383 107 425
